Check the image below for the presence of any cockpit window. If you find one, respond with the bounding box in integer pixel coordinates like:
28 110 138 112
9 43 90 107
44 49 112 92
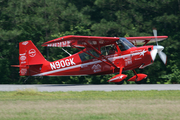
101 45 117 56
79 45 117 62
79 48 99 62
117 38 135 51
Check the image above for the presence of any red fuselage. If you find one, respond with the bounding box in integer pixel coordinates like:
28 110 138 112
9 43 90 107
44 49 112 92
31 45 154 76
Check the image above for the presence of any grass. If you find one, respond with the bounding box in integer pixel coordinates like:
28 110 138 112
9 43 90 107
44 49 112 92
0 89 180 120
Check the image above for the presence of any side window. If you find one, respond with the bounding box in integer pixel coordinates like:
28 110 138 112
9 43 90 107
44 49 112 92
79 49 99 62
79 45 117 62
101 46 109 56
101 45 117 56
117 38 135 51
89 49 99 58
79 52 91 61
118 42 126 51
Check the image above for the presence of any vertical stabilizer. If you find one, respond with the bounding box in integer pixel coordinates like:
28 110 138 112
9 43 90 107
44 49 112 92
19 40 46 65
16 40 46 76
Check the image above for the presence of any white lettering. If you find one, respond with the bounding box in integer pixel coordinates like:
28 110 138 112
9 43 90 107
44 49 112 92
55 61 60 68
22 41 29 45
60 60 65 67
20 53 26 56
65 59 70 66
21 61 26 64
50 63 56 70
47 41 71 47
21 69 27 75
67 41 70 44
50 58 76 70
29 49 36 57
69 58 76 65
20 56 26 61
62 41 66 46
92 64 101 73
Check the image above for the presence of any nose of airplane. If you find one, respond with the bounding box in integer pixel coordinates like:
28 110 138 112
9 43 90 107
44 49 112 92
153 45 164 52
150 45 167 64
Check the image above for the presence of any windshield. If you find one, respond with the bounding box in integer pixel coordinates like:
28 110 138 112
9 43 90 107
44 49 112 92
117 38 135 51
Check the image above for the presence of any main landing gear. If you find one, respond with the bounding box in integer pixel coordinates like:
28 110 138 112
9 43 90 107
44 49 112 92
114 70 147 84
115 80 125 85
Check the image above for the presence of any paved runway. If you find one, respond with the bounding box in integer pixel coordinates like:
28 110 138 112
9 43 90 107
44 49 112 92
0 84 180 92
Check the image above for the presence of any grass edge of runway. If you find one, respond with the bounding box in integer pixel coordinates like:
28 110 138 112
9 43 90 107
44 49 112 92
0 89 180 120
0 88 180 100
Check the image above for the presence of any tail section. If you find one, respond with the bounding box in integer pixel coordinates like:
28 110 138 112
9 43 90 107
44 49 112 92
12 40 47 76
19 40 46 65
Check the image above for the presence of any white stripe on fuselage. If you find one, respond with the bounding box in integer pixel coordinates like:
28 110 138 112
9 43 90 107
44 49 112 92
33 50 146 76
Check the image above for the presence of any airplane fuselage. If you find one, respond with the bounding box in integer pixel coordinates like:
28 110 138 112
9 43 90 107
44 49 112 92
32 45 154 76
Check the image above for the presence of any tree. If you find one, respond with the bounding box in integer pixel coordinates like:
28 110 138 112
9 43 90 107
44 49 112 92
1 0 180 84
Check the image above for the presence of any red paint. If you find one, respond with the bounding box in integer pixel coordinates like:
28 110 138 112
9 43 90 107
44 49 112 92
128 74 147 82
108 74 127 83
12 35 168 83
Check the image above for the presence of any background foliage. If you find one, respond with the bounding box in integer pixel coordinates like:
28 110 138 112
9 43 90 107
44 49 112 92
0 0 179 84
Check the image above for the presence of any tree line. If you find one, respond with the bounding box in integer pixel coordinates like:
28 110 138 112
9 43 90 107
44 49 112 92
0 0 180 84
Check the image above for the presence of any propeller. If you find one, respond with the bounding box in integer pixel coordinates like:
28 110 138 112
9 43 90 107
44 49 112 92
150 28 167 64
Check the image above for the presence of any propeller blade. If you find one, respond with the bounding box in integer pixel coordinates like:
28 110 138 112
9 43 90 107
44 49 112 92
152 29 167 64
153 28 157 37
150 49 158 61
158 51 167 64
153 28 158 46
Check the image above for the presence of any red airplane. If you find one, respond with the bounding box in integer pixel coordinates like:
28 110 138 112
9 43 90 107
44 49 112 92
12 30 168 84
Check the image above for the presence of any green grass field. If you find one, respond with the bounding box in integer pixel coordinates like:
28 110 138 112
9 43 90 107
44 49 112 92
0 89 180 120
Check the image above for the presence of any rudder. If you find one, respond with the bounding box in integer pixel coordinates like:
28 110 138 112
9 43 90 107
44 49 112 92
12 40 46 76
19 40 46 65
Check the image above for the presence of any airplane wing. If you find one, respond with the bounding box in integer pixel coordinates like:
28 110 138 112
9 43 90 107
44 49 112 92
125 36 168 46
42 35 168 47
42 35 119 47
42 35 119 68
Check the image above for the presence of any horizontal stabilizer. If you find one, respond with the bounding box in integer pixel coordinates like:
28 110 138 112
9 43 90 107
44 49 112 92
11 65 27 67
11 63 43 68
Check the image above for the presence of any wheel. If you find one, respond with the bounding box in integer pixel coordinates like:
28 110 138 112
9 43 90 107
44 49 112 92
115 80 124 85
135 78 147 84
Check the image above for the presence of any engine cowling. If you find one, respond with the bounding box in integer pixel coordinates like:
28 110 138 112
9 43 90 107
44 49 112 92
128 74 147 82
108 74 127 83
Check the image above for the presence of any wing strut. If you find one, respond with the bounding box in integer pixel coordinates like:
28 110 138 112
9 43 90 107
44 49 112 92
107 67 127 83
71 44 116 68
84 41 117 68
143 40 150 46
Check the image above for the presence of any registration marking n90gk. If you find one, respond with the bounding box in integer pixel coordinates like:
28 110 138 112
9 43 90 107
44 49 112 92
50 58 76 70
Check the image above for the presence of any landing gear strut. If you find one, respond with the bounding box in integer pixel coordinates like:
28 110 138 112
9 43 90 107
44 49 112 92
127 70 147 84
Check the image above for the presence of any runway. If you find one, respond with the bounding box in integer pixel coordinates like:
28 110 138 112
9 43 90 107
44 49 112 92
0 84 180 92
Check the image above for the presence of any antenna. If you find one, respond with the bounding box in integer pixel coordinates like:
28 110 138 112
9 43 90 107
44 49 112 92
61 48 72 56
